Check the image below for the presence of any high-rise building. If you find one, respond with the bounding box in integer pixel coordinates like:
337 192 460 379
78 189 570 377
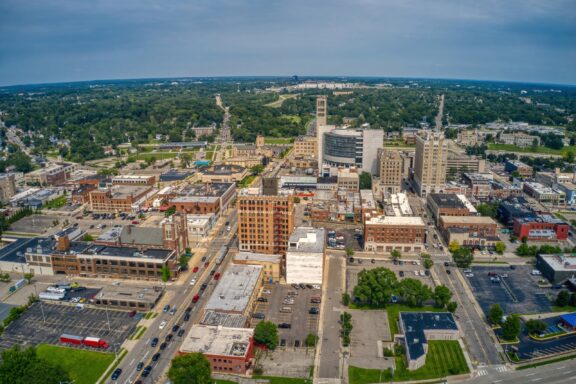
316 96 327 127
322 127 383 175
378 149 403 194
238 191 295 255
414 132 448 197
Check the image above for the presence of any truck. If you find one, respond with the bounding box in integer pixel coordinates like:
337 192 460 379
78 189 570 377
60 334 109 349
60 334 84 345
39 291 66 300
8 278 27 293
46 286 66 293
82 337 109 349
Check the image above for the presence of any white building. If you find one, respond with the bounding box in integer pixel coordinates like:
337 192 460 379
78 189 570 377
286 227 326 285
187 213 216 241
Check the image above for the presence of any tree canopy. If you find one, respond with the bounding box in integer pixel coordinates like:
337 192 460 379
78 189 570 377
254 321 279 349
0 345 69 384
167 353 212 384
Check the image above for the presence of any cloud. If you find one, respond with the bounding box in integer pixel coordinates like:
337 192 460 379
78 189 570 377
0 0 574 85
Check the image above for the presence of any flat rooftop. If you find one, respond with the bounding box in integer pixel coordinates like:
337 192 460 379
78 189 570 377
428 193 466 209
180 325 253 357
366 215 425 227
234 252 282 264
106 185 151 199
440 216 497 225
200 311 247 328
96 284 162 304
516 214 566 225
81 244 172 260
201 165 245 176
204 264 262 313
287 227 325 254
525 182 564 195
401 312 459 361
97 225 164 247
540 254 576 272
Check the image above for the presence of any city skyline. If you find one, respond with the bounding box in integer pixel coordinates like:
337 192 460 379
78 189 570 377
1 0 575 86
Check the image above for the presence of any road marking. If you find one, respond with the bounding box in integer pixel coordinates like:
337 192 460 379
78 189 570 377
129 358 135 366
526 373 536 376
556 366 566 369
493 380 502 383
531 378 542 382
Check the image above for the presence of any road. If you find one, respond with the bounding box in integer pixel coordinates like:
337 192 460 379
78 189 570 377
316 255 344 380
112 210 238 384
464 358 576 384
435 94 445 131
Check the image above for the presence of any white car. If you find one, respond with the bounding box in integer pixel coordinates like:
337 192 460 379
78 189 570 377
312 284 321 289
189 278 196 286
159 320 167 329
414 271 419 276
465 273 474 278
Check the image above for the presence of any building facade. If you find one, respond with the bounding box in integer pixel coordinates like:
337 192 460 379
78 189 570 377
238 192 295 255
0 173 16 203
364 216 426 253
378 149 403 194
322 127 383 175
414 132 448 197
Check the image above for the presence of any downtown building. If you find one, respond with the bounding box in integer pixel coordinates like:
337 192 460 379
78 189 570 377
413 132 448 197
237 189 295 255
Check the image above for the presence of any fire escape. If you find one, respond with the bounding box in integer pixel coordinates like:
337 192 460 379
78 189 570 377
273 203 286 254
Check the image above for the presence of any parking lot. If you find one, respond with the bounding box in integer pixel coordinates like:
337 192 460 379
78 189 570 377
8 214 63 235
0 303 138 352
465 266 552 316
346 258 435 294
250 283 321 348
325 228 363 251
348 309 394 370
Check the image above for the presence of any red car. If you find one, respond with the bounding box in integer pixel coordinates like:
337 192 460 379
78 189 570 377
204 262 209 268
192 294 200 303
192 266 199 273
131 220 140 225
214 272 221 280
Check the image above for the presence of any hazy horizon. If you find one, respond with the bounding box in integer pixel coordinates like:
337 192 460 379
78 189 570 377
1 0 575 87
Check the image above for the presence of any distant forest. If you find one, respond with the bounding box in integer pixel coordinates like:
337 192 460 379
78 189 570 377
0 77 574 163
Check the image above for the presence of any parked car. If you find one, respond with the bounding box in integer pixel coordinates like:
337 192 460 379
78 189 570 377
183 313 191 322
165 334 173 342
142 366 152 377
309 307 319 315
192 266 199 273
136 362 144 371
278 323 292 329
252 312 265 319
399 271 404 277
177 328 185 337
163 305 170 313
172 324 180 332
257 297 268 302
159 342 167 350
152 353 161 362
150 338 159 347
159 321 167 329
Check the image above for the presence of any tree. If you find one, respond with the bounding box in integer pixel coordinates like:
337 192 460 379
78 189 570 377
0 345 70 384
180 153 192 169
23 273 34 284
448 241 460 253
161 265 172 283
423 257 433 270
167 352 211 384
342 293 351 306
501 315 521 341
250 164 265 175
353 267 398 306
359 172 372 189
254 321 279 349
570 293 576 307
305 333 319 347
452 248 473 268
83 233 95 241
433 285 453 308
556 290 570 307
494 242 506 255
489 304 504 325
391 249 401 261
525 319 547 336
397 278 432 307
447 301 458 313
293 196 301 203
164 206 176 217
345 247 355 258
476 202 499 218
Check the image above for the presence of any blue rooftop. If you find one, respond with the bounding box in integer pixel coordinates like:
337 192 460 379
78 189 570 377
561 313 576 327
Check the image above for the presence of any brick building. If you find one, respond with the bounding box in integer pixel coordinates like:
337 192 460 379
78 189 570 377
426 193 476 224
88 185 153 212
238 191 295 255
364 216 426 253
179 325 254 375
170 182 236 217
513 215 570 241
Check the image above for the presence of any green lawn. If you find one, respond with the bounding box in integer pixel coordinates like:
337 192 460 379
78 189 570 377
264 137 295 144
135 152 179 160
238 175 256 188
349 341 469 383
488 143 569 155
264 94 300 108
253 376 308 384
36 344 115 384
551 305 576 312
213 380 237 384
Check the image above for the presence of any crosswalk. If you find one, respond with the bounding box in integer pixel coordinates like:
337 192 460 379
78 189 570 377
477 365 509 376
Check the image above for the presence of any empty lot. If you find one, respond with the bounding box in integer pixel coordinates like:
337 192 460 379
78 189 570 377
0 303 137 352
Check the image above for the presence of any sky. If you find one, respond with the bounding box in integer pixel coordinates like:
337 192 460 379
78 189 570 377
0 0 575 86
